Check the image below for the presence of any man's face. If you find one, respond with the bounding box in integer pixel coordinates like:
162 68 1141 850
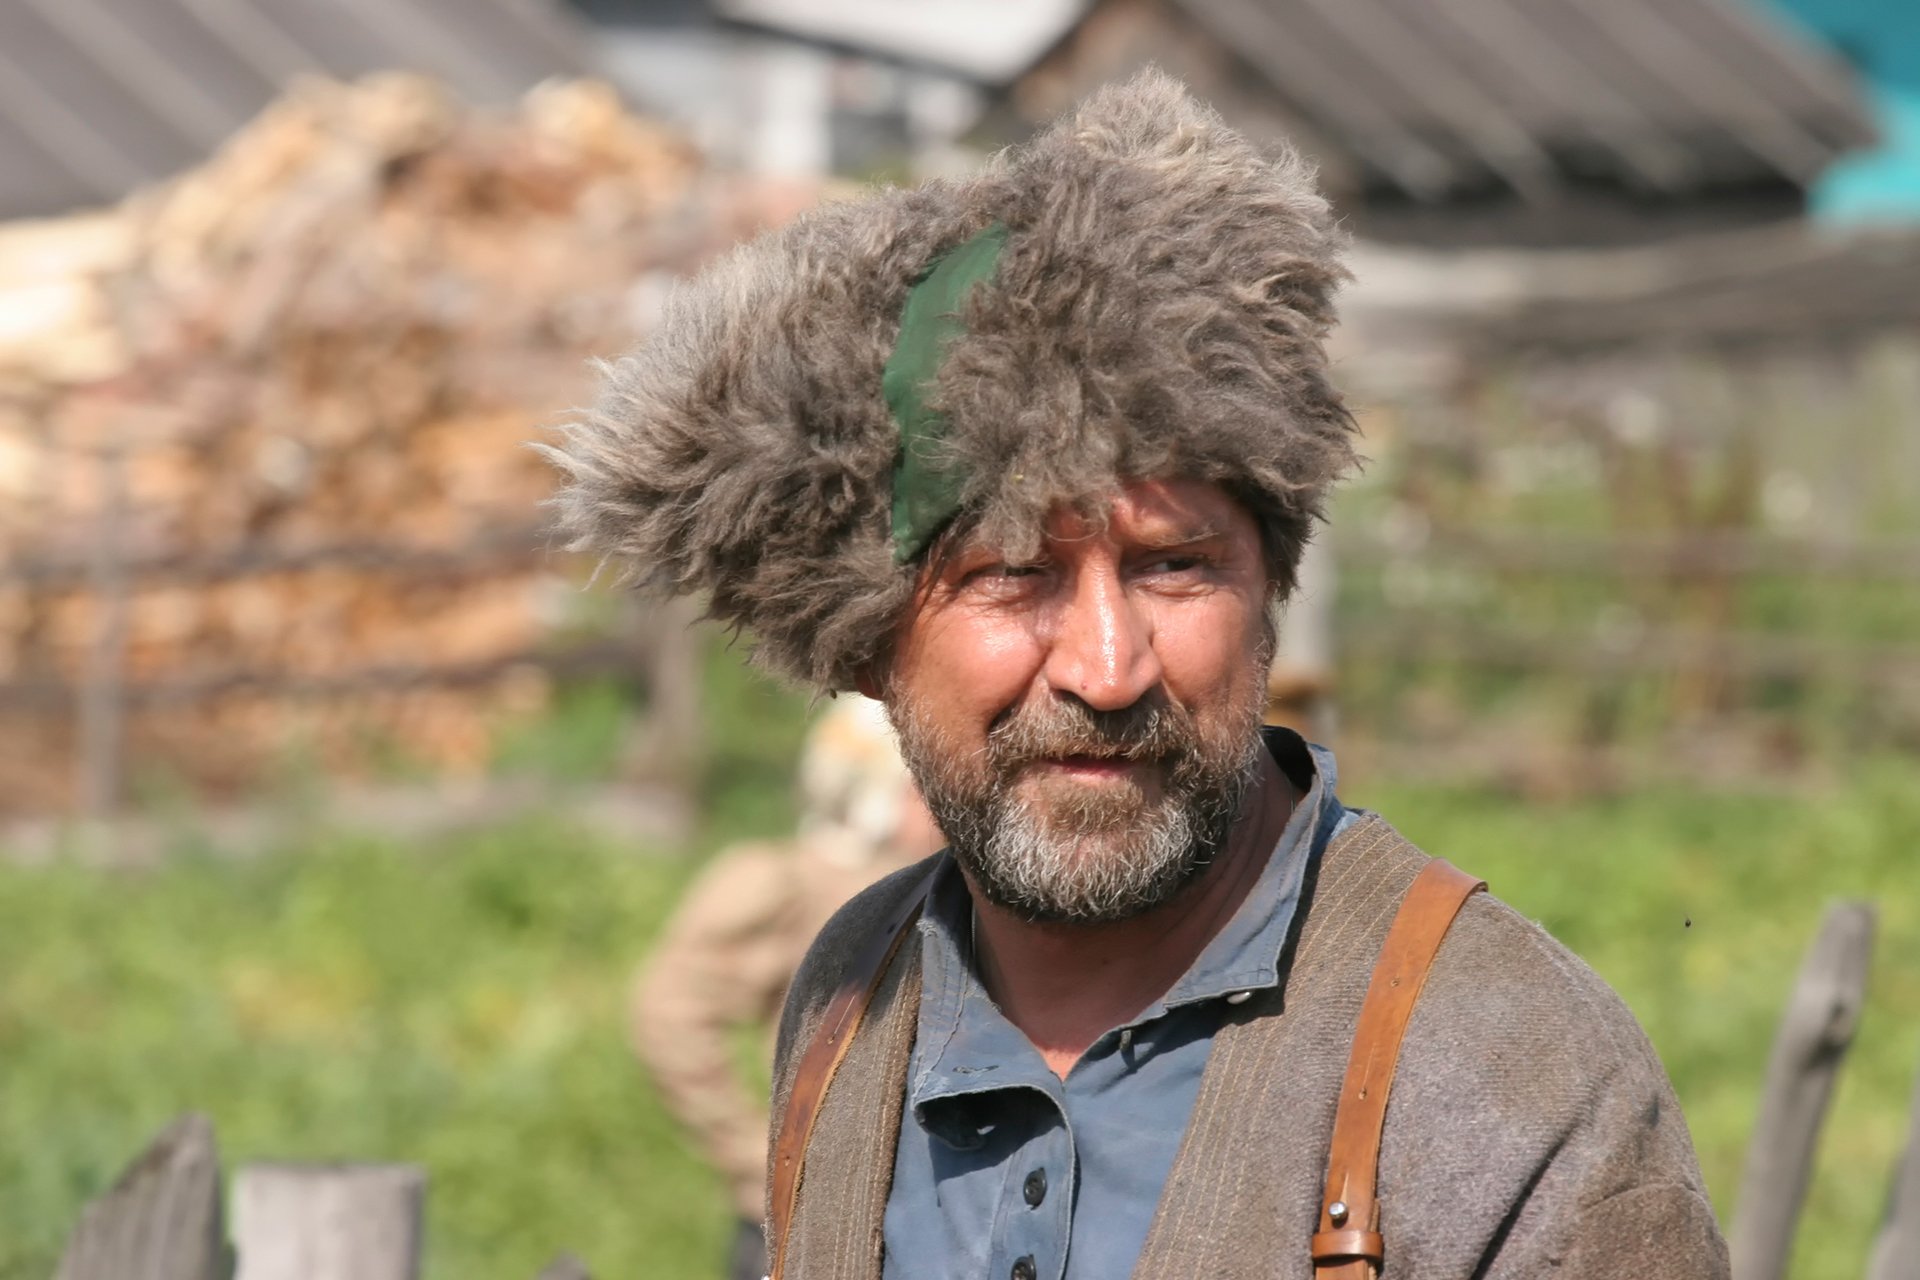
882 477 1276 923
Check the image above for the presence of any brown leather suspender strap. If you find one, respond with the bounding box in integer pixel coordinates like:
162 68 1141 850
768 870 936 1280
1312 859 1486 1279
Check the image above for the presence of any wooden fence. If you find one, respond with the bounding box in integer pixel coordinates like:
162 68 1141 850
1326 396 1920 768
51 902 1920 1280
54 1114 592 1280
1338 528 1920 685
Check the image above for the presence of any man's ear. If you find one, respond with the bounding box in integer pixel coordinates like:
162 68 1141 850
853 666 885 701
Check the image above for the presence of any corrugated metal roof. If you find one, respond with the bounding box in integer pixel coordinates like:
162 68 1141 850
1172 0 1878 201
0 0 591 220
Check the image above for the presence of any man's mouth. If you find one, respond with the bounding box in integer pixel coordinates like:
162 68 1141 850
1032 753 1147 782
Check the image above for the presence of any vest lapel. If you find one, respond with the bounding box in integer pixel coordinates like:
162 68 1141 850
1130 817 1428 1280
783 935 921 1280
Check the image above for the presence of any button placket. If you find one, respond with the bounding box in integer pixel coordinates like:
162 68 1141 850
993 1120 1070 1280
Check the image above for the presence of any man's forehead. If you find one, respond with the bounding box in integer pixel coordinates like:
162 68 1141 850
958 478 1248 555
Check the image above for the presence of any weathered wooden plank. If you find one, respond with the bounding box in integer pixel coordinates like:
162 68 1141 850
1867 1052 1920 1280
55 1112 229 1280
1730 902 1875 1280
232 1163 425 1280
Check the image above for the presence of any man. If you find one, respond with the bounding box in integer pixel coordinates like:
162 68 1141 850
632 696 939 1280
550 71 1728 1279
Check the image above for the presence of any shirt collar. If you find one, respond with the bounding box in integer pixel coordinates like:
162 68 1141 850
1153 726 1338 1010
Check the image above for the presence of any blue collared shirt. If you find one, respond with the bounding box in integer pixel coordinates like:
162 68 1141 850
881 729 1357 1280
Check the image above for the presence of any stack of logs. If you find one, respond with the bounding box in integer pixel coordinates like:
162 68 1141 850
0 75 811 814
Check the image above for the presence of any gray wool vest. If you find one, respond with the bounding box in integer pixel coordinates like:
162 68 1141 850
767 816 1730 1279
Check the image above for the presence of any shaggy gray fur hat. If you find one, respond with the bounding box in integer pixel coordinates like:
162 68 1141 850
546 70 1356 693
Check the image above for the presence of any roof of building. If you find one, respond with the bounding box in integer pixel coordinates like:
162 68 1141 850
713 0 1089 83
0 0 590 220
1165 0 1878 201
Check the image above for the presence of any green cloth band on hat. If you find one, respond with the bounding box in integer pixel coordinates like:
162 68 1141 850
884 222 1007 564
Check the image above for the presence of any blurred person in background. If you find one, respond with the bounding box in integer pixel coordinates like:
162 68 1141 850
632 695 939 1280
558 71 1726 1280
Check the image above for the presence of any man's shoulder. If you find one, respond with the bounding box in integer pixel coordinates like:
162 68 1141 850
1315 814 1670 1098
1445 888 1622 998
1322 816 1647 1040
1435 878 1655 1065
1381 840 1685 1144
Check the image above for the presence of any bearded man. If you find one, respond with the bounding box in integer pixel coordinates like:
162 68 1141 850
549 72 1729 1280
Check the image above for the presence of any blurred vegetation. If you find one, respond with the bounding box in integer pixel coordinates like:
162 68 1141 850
1334 344 1920 770
3 624 1917 1278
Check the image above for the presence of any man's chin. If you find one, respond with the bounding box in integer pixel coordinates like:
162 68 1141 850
961 811 1211 924
979 844 1208 925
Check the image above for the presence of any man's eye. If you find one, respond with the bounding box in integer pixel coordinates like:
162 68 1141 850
1143 555 1203 574
961 562 1043 592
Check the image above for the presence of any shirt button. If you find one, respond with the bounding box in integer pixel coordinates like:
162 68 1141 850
1023 1167 1047 1207
1011 1257 1037 1280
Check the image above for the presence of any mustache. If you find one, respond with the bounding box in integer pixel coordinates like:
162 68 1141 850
986 693 1200 773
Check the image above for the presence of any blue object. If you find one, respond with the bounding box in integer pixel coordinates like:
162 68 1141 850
1758 0 1920 223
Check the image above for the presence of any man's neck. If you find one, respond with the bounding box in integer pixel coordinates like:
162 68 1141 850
967 751 1299 1079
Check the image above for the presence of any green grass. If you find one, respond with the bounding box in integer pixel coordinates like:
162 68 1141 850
0 817 729 1280
3 657 1915 1276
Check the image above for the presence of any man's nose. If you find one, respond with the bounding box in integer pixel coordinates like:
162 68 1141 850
1042 566 1164 711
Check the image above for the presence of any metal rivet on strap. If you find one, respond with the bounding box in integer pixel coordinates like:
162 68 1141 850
1329 1201 1349 1226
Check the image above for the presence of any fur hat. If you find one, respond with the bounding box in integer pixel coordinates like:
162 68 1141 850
545 70 1356 693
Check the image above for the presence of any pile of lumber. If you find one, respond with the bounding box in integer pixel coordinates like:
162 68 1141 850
0 75 805 814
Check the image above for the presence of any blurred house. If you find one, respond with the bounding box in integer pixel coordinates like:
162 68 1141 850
566 0 1084 179
567 0 1884 248
1003 0 1877 248
0 0 592 220
1 0 1886 241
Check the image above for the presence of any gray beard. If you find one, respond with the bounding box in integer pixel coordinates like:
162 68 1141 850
889 685 1266 925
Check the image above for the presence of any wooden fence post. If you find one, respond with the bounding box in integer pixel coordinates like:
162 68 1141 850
55 1112 229 1280
232 1163 425 1280
1867 1048 1920 1280
534 1253 593 1280
1730 901 1875 1280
